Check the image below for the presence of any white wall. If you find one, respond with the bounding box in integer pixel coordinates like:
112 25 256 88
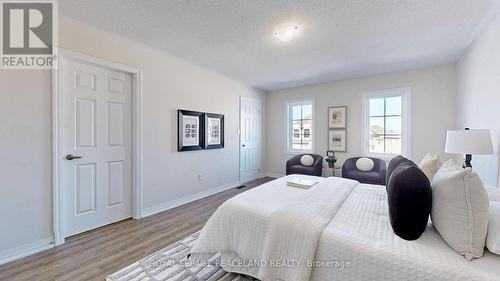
457 13 500 188
266 64 457 176
0 70 53 254
0 16 266 257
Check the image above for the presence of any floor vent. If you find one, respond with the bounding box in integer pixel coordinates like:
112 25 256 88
235 185 246 189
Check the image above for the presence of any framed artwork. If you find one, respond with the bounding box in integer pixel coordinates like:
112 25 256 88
328 129 346 152
178 110 204 151
328 106 347 128
204 113 224 149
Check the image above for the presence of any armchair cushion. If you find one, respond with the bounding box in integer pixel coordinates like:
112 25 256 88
300 155 314 166
356 157 375 171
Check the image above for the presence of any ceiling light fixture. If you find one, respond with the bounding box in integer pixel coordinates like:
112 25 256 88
273 24 301 42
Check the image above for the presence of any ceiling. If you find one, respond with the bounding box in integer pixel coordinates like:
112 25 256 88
59 0 500 91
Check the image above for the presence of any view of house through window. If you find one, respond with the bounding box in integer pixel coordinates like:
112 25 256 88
368 96 402 154
288 101 313 151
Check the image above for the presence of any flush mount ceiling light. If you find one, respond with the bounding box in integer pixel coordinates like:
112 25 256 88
273 23 301 42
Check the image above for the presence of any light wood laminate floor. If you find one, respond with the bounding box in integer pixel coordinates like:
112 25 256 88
0 177 274 281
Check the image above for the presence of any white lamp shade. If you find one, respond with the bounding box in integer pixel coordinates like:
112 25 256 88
445 129 493 155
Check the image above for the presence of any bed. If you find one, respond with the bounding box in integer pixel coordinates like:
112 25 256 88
190 175 500 281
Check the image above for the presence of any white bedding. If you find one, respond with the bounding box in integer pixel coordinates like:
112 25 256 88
191 175 357 281
311 183 500 281
191 176 500 281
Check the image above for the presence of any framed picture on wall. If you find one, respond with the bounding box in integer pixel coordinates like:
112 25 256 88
204 113 224 149
328 106 347 128
178 110 204 151
328 129 346 152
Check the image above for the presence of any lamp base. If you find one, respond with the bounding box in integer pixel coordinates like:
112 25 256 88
463 154 472 169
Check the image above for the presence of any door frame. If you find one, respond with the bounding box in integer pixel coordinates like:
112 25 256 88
52 48 143 246
239 96 262 183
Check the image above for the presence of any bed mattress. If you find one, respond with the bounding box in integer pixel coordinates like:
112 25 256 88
311 183 500 281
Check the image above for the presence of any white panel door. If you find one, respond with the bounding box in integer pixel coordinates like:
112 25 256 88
240 97 261 183
61 57 132 237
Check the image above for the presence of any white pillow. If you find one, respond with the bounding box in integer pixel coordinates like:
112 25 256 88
418 153 443 181
356 157 374 171
300 155 314 167
431 159 489 261
487 201 500 255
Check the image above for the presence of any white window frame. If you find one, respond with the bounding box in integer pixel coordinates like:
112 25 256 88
286 99 315 154
362 87 412 160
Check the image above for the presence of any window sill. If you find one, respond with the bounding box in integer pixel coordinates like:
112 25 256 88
286 150 314 155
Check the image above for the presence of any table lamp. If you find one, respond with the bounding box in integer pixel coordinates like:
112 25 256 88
445 128 493 168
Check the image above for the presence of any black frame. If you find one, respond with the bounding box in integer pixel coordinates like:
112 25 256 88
178 110 204 151
204 113 224 149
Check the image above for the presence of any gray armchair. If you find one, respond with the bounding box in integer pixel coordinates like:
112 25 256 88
342 157 387 185
286 154 323 176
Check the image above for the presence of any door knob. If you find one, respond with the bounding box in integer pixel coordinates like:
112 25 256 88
242 144 246 147
65 154 83 160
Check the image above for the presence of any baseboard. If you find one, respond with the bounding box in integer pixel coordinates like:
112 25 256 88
140 181 241 218
0 237 54 266
265 172 285 178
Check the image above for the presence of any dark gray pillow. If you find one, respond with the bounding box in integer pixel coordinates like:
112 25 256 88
387 155 412 184
387 162 432 241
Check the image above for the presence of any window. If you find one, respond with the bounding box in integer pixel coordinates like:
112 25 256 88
287 101 313 152
363 88 411 158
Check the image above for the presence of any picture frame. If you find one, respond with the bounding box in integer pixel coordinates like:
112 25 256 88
204 113 224 149
328 106 347 128
328 129 346 152
178 110 204 151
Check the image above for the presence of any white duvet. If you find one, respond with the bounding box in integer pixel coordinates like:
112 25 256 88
191 175 500 281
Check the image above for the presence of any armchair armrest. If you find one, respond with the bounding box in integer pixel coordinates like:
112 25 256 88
286 154 302 175
313 156 323 176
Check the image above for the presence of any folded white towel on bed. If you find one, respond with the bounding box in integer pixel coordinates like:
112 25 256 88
190 175 357 281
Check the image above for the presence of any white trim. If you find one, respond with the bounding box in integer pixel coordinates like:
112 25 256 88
140 181 241 218
52 48 143 246
0 238 54 266
286 99 315 154
132 70 144 220
239 96 262 183
361 87 412 160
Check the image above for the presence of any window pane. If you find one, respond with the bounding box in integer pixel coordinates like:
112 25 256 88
369 135 385 153
386 96 402 116
301 140 312 150
369 117 384 134
292 105 302 120
386 116 401 154
369 117 384 153
303 129 311 138
385 134 401 154
292 120 301 136
302 104 312 120
369 98 384 117
386 116 401 134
